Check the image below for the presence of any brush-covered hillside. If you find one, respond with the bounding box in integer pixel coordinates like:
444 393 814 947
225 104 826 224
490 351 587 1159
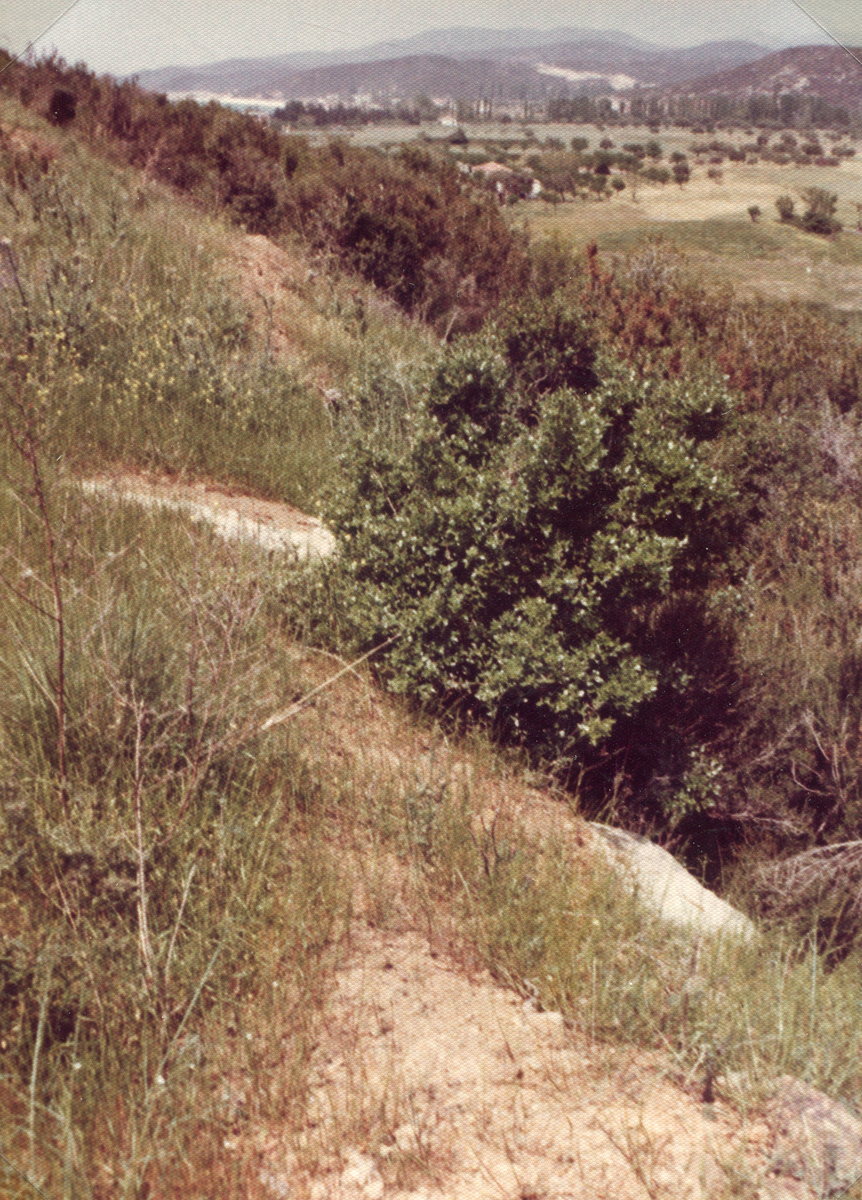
2 52 862 1199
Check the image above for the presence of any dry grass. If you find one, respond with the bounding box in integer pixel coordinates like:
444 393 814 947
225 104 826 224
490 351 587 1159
512 147 862 310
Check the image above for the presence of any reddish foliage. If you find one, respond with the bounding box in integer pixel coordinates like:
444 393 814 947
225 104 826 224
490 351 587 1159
574 243 862 419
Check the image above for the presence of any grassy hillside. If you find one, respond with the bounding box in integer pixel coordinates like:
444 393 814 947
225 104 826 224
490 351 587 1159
2 63 862 1198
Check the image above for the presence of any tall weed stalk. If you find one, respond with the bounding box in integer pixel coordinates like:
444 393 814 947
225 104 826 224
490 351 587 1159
0 442 346 1193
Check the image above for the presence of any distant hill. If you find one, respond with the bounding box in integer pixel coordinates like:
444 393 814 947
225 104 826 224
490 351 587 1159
666 44 862 109
508 39 773 88
345 26 655 60
261 55 514 105
134 30 771 106
133 27 656 92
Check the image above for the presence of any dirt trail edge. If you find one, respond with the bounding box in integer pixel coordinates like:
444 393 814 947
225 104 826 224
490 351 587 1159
256 926 770 1200
78 470 335 559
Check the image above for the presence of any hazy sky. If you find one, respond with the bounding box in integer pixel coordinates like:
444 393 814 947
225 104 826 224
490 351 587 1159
2 0 860 78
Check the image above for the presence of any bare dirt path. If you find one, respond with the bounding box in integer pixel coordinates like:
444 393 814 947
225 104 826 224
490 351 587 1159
257 927 777 1200
78 469 335 559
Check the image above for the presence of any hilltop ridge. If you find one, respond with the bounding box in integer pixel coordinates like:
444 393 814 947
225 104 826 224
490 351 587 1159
134 30 772 106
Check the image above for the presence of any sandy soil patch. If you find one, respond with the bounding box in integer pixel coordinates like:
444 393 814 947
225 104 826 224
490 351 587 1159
254 925 781 1200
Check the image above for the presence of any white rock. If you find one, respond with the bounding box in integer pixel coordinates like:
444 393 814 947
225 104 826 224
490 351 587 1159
588 823 756 941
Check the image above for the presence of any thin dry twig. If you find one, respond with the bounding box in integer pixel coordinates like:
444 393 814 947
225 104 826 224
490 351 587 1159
260 636 399 732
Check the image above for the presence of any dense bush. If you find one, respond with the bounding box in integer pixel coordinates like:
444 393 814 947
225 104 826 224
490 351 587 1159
314 144 528 329
799 187 842 235
774 188 841 236
312 299 739 823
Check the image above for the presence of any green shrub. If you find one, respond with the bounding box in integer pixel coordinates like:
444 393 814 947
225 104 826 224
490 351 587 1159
311 300 739 817
799 186 842 235
775 194 795 221
642 165 671 185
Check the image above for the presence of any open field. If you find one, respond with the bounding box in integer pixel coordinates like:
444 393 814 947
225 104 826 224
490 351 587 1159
301 116 862 310
511 149 862 310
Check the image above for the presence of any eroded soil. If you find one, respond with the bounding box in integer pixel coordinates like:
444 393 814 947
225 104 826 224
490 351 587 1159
257 927 769 1200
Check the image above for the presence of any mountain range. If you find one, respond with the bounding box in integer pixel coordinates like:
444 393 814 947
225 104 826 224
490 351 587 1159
133 30 862 114
666 43 862 109
133 28 772 102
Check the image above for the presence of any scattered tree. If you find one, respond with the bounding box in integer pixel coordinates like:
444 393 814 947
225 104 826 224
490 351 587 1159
799 186 842 235
775 194 795 222
643 165 671 185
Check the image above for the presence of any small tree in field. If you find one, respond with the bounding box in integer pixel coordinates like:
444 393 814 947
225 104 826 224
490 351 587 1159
748 204 761 222
799 186 841 235
775 194 795 222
